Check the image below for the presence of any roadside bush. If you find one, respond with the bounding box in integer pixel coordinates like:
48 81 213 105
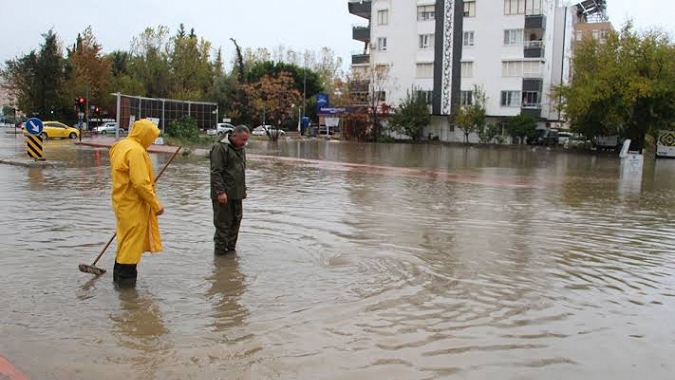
165 116 199 140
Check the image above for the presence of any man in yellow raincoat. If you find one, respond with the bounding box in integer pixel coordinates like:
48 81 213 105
109 119 165 287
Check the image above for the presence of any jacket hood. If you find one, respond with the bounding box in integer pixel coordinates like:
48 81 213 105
129 119 160 148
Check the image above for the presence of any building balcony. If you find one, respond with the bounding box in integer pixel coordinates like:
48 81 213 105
523 78 543 93
521 106 542 119
352 25 371 42
348 0 372 19
351 54 370 65
349 80 370 93
525 14 546 30
524 41 545 58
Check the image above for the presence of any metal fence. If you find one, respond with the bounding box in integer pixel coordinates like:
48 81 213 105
114 93 218 137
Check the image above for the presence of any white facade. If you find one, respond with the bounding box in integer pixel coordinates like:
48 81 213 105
350 0 576 142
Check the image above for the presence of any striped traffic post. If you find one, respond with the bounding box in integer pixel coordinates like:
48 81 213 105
24 118 46 161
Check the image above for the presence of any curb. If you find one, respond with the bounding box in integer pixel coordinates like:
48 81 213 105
0 158 59 168
0 356 30 380
75 141 179 154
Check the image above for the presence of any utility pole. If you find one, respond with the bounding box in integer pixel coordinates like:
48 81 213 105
303 55 307 118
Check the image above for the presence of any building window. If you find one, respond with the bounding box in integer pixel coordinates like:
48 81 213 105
575 30 583 41
377 9 389 26
522 61 542 77
501 60 522 77
416 90 433 104
464 0 476 17
599 30 608 43
377 37 387 51
419 34 435 49
522 91 540 108
416 63 434 78
375 91 387 102
526 0 543 15
460 91 473 106
463 31 475 47
504 29 523 45
501 91 521 107
352 92 368 104
504 0 525 15
461 62 473 78
417 5 435 21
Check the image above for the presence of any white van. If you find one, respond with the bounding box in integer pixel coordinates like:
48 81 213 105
656 130 675 158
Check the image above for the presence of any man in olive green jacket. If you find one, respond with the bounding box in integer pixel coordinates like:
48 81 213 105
210 125 250 255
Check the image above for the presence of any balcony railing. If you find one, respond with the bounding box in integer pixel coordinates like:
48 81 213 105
348 0 372 19
524 44 545 58
522 71 543 78
525 14 546 30
351 54 370 65
524 40 544 48
521 106 542 119
352 25 371 42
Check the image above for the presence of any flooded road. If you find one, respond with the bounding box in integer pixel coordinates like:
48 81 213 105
1 133 675 379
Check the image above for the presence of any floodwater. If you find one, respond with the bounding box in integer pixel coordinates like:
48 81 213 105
1 132 675 379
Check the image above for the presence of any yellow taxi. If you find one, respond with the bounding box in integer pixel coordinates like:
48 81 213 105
23 120 81 140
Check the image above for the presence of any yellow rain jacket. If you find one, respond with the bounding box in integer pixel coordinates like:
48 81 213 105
109 119 163 264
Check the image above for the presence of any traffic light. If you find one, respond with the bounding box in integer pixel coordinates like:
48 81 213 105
78 97 86 112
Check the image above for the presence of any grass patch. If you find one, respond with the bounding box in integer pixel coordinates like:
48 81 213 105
164 135 218 149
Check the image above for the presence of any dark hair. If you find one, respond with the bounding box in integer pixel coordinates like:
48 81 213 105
233 125 250 135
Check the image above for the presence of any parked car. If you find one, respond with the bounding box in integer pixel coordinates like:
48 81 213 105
207 123 235 136
94 122 123 134
252 125 285 137
22 120 80 140
594 135 621 151
531 128 559 146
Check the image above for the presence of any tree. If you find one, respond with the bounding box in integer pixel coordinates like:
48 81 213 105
247 61 323 100
213 47 224 77
229 38 251 124
210 73 241 121
1 30 67 119
242 71 301 132
507 112 538 144
129 26 172 98
554 22 675 152
109 50 144 95
454 85 486 143
65 27 113 113
477 123 501 144
388 88 431 141
357 63 393 141
168 25 214 100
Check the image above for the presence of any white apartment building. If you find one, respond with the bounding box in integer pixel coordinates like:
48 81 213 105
349 0 608 142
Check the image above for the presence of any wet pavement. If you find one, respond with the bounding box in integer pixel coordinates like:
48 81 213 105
1 131 675 379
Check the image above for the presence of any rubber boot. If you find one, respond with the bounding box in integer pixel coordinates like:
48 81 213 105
113 262 138 288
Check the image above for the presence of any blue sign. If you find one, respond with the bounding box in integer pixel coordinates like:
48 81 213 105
318 107 348 115
316 93 329 110
25 118 44 136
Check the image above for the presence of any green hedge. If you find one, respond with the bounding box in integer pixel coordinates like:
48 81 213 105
165 116 199 141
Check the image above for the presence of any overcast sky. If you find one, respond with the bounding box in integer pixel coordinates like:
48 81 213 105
0 0 672 71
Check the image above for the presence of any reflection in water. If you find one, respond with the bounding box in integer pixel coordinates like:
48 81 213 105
109 288 171 378
206 255 248 339
27 167 44 191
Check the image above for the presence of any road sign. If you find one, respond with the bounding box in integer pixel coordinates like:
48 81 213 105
25 118 43 136
25 134 44 160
